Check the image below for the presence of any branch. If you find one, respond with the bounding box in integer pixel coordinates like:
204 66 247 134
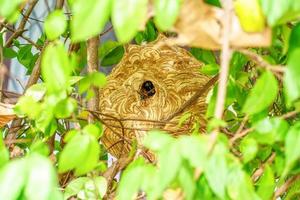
252 152 276 182
165 75 218 121
274 175 300 199
87 36 100 122
5 0 38 47
237 49 285 73
208 0 233 152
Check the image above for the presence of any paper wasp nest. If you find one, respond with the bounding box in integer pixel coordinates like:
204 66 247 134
99 36 213 158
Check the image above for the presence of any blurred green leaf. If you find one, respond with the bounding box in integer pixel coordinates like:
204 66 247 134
58 133 100 175
44 10 67 40
82 124 101 139
204 142 228 199
78 72 107 93
284 122 300 175
143 130 174 152
200 63 219 76
242 71 278 115
41 43 72 94
112 0 148 43
240 137 258 163
0 159 27 200
71 0 111 42
0 0 24 23
284 49 300 106
260 0 300 26
256 165 275 200
154 0 181 30
25 154 61 200
64 177 89 200
54 98 77 119
190 48 216 64
0 136 9 168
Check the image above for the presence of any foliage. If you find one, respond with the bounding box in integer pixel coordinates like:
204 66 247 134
0 0 300 200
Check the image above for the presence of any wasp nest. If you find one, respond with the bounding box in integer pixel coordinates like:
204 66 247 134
99 36 213 158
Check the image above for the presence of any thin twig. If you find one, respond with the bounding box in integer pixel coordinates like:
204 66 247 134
5 0 38 47
166 75 218 121
252 152 276 182
209 0 233 152
274 174 300 199
237 49 285 73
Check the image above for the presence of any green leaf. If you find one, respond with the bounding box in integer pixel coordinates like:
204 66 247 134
0 0 24 23
284 49 300 106
64 177 89 200
14 96 42 119
143 130 174 152
0 159 27 200
78 72 107 94
256 165 275 200
204 142 228 199
25 154 61 200
226 163 260 200
71 0 111 42
242 71 278 115
178 164 195 200
179 135 209 168
288 22 300 54
3 47 17 58
117 158 147 200
25 83 47 101
200 63 220 76
54 98 77 118
112 0 148 43
154 0 181 31
134 20 158 44
190 48 216 64
82 124 102 139
253 117 289 144
260 0 300 26
284 122 300 174
44 10 67 40
99 40 124 66
41 42 72 94
58 133 100 175
240 137 258 163
0 136 9 168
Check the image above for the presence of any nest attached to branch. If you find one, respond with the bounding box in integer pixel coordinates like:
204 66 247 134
99 36 215 158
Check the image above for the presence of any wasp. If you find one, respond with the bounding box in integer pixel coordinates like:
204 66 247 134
139 80 156 100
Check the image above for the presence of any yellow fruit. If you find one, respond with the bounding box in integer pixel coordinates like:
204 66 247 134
234 0 266 32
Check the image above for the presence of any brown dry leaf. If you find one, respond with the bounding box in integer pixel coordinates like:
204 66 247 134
0 102 15 127
172 0 271 50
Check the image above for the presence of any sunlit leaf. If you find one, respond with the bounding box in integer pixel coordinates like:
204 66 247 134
284 122 300 174
25 154 61 200
256 165 275 200
242 71 278 115
284 49 300 106
71 0 111 41
44 10 67 40
154 0 182 30
112 0 148 43
240 137 258 163
41 43 72 94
